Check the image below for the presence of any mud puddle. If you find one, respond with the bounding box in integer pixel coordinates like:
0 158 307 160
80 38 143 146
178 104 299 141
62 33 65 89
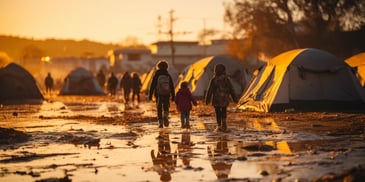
1 96 365 181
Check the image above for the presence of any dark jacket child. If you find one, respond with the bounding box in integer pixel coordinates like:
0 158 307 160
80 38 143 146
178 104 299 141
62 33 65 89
175 81 197 128
205 64 237 132
148 60 175 128
120 72 132 104
131 72 142 104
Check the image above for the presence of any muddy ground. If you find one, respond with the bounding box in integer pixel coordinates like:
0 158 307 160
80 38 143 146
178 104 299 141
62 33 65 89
1 94 365 182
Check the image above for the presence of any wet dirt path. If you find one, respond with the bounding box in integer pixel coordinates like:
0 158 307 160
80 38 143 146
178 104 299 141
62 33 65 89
1 96 365 181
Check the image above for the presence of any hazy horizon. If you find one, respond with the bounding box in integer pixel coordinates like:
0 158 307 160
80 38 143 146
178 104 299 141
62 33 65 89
0 0 232 45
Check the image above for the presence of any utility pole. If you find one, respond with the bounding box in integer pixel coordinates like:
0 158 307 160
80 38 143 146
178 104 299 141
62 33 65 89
156 15 163 41
157 9 190 66
168 10 176 65
202 18 207 56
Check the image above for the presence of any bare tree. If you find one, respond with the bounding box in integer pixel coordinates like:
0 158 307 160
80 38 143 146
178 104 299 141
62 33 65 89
224 0 365 58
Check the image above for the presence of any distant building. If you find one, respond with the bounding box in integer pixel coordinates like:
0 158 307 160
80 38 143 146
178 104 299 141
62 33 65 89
149 40 230 71
205 39 231 56
107 39 232 73
108 48 153 74
149 41 203 70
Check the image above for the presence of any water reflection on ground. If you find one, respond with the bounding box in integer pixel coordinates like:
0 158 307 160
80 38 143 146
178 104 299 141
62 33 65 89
0 96 365 181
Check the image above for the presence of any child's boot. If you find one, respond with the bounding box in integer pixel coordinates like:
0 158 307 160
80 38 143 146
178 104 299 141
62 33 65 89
185 121 190 129
214 119 222 132
158 119 163 128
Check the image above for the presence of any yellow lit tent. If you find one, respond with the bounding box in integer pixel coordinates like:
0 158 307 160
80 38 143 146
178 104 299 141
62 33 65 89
238 48 365 112
345 52 365 87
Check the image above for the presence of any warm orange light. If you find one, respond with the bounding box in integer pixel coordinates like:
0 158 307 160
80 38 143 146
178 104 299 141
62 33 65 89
149 44 158 54
41 56 51 62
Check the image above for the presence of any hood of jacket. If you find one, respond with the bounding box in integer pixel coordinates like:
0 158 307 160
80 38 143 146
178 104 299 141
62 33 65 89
178 87 192 96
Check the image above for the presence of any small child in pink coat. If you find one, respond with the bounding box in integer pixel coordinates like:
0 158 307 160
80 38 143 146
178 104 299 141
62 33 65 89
175 81 197 128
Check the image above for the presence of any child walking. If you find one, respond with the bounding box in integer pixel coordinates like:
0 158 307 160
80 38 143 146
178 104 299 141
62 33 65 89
175 81 197 129
205 64 237 132
148 60 175 128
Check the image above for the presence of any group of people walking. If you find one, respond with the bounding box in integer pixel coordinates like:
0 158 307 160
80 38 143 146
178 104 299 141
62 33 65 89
44 59 238 132
105 71 142 104
148 59 238 132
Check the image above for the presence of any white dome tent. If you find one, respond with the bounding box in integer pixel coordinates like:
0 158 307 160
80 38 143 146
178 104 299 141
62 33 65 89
60 67 105 95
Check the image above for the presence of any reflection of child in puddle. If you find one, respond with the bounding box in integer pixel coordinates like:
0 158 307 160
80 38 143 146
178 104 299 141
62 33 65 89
207 135 233 179
177 132 195 167
151 130 177 181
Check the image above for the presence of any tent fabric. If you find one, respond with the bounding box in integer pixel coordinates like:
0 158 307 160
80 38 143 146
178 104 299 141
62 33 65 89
345 52 365 87
60 67 105 95
175 56 250 98
0 63 44 104
238 48 365 112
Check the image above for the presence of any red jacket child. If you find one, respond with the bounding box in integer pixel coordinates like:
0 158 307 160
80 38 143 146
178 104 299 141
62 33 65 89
175 83 197 112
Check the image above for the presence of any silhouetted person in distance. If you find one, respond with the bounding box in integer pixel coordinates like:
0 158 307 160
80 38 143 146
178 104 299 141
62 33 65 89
148 60 175 128
151 130 177 181
207 135 233 179
96 69 106 89
107 72 118 96
120 71 132 104
131 72 142 104
45 72 54 94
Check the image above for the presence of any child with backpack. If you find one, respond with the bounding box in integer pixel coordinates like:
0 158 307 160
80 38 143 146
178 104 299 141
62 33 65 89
175 81 197 129
205 64 238 132
148 60 175 128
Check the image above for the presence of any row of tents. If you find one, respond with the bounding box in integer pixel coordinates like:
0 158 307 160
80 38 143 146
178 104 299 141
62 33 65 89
1 48 365 112
0 64 105 104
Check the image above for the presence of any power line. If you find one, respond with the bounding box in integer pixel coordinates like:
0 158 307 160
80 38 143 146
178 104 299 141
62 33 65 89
157 9 191 65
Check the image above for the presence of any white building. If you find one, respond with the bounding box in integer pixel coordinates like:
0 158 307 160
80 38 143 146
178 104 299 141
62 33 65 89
149 40 230 71
108 39 232 73
149 41 202 70
108 48 153 74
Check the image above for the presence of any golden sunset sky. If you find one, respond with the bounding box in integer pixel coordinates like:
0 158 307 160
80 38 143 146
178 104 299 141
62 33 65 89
0 0 232 44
